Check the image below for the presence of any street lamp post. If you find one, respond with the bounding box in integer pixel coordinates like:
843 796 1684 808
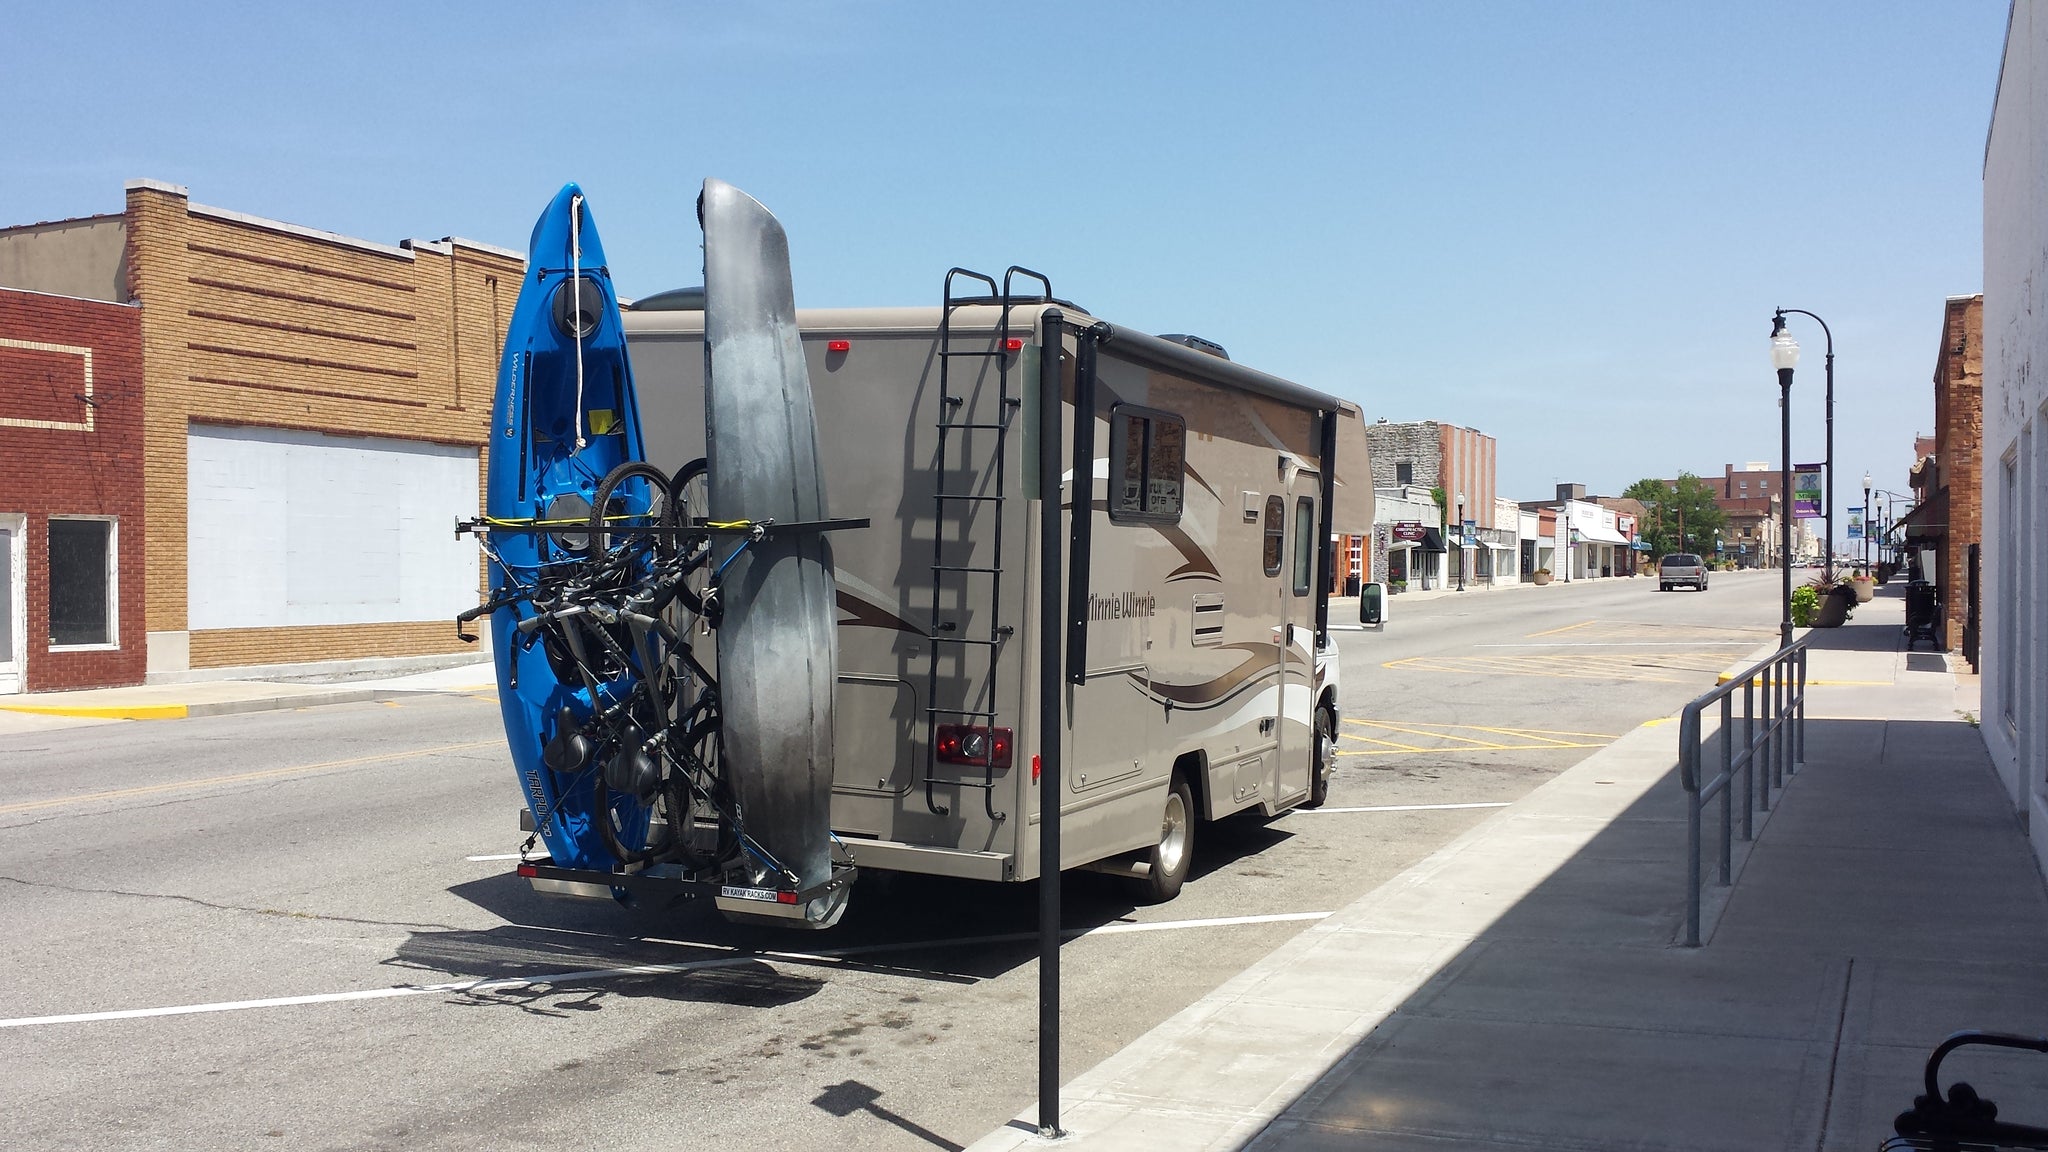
1862 471 1873 571
1771 316 1800 647
1456 491 1466 592
1776 308 1835 579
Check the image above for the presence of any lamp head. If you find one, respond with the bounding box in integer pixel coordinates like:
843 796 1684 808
1770 313 1801 371
1863 471 1872 490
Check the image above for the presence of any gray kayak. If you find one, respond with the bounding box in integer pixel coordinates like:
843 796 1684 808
699 178 845 928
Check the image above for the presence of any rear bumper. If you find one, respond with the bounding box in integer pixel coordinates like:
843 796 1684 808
837 837 1015 881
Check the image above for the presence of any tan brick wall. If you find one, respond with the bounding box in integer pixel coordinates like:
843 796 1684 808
189 621 470 669
123 185 520 666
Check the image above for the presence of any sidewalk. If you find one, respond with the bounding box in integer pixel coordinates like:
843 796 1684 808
0 660 495 724
971 588 2048 1151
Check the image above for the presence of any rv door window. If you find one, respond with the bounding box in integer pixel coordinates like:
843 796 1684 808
1262 496 1285 576
1292 496 1315 595
1107 404 1186 524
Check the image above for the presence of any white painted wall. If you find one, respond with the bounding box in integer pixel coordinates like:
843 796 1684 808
186 425 479 630
1983 0 2048 869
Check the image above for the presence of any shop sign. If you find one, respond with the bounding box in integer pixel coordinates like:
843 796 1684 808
1392 521 1427 542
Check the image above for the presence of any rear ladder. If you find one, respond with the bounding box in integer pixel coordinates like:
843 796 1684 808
922 266 1051 819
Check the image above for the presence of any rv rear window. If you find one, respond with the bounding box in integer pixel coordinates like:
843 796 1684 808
1263 496 1285 576
1108 405 1185 524
1292 496 1316 595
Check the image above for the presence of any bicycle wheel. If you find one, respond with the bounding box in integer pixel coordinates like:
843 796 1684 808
589 461 677 560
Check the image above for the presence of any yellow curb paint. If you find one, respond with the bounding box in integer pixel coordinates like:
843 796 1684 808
1641 717 1677 727
0 740 498 816
0 703 188 720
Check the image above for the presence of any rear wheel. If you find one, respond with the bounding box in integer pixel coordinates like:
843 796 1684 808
1139 773 1195 903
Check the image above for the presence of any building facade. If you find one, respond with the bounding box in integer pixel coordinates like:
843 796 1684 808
0 180 522 686
1900 295 1983 663
1982 3 2048 872
0 287 147 692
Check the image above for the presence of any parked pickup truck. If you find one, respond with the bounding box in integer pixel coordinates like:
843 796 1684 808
1659 553 1709 592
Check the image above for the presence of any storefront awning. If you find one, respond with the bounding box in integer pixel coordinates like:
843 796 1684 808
1573 520 1629 545
1418 528 1447 554
1899 491 1947 540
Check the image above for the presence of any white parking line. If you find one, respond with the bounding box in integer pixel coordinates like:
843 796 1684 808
1475 642 1756 649
463 853 525 862
1295 802 1512 814
0 911 1332 1030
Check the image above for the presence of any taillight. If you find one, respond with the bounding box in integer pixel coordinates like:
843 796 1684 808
826 339 851 353
935 724 1013 769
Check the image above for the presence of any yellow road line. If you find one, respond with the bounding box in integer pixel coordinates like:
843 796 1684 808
1338 731 1429 750
1525 619 1597 638
1338 741 1607 757
1344 719 1621 740
0 740 499 817
1347 720 1513 749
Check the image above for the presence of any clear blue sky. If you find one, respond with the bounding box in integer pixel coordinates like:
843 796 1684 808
3 1 2009 524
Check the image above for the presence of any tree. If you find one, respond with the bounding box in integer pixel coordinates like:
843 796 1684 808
1622 473 1726 558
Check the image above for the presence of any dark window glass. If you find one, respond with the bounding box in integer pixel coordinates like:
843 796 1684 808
0 526 13 662
1395 461 1414 486
1107 405 1185 524
49 519 112 646
1262 496 1285 576
1292 496 1316 595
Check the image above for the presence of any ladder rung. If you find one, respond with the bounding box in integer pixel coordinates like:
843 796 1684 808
936 423 1010 431
927 707 998 718
931 564 1000 573
938 349 1005 358
929 635 1003 646
933 494 1002 502
923 777 999 790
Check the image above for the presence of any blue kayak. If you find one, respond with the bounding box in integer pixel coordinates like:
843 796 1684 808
484 184 652 873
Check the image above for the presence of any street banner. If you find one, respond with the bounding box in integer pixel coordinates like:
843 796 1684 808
1793 464 1824 518
1847 508 1863 540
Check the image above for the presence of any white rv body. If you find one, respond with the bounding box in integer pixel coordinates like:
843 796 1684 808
623 297 1344 888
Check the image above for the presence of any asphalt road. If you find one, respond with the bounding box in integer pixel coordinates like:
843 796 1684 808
0 570 1784 1151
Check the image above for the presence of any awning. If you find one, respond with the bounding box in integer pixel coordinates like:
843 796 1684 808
1899 491 1947 540
1418 528 1447 554
1573 520 1630 545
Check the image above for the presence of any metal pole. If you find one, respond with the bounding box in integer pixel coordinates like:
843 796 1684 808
1035 310 1066 1140
1779 367 1794 648
1824 347 1835 581
1864 482 1872 571
1456 500 1465 592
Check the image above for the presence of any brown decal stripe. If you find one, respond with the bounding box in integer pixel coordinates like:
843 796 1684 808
1061 496 1222 584
1131 650 1282 711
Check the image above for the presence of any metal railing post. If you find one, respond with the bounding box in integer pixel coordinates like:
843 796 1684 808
1759 662 1775 811
1682 703 1702 948
1742 675 1756 840
1718 695 1733 885
1794 647 1808 773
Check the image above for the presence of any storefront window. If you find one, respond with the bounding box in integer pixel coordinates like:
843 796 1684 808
49 517 115 648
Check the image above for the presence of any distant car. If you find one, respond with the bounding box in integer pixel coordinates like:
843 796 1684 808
1659 553 1709 592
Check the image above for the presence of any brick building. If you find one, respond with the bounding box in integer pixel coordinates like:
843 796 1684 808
0 180 522 688
0 287 147 691
1363 418 1497 585
1901 294 1983 663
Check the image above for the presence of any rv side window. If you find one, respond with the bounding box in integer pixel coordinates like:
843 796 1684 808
1262 496 1285 576
1107 405 1185 524
1292 496 1315 595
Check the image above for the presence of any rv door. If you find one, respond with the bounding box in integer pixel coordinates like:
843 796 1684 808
1274 468 1320 804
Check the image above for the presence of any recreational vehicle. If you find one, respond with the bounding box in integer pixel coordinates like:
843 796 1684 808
607 271 1350 900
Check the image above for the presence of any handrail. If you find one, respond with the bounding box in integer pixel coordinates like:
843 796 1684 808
1677 636 1810 946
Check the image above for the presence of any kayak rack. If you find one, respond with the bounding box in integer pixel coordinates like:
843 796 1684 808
516 855 859 915
456 516 870 540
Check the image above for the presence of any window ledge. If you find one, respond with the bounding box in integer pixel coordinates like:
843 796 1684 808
48 642 120 653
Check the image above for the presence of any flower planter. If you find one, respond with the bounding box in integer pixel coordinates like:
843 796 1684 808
1532 571 1553 586
1851 577 1875 604
1813 586 1855 627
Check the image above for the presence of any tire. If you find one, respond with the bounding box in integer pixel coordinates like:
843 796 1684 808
1139 773 1196 903
1661 582 1671 592
1302 706 1336 809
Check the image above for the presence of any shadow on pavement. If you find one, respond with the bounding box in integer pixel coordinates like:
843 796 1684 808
388 805 1292 1016
1237 710 2048 1151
